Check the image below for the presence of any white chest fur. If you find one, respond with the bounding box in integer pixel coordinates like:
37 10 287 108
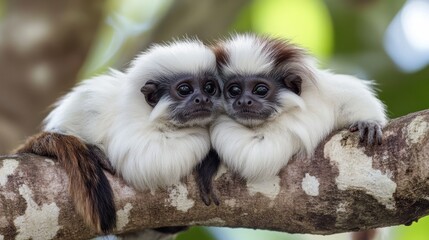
211 91 336 182
107 125 211 190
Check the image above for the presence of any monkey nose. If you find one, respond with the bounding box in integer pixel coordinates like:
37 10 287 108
193 96 210 104
237 99 253 106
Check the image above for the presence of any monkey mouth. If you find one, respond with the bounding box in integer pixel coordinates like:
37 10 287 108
184 108 212 118
235 109 268 119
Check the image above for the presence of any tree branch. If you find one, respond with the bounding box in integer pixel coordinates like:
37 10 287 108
1 110 428 240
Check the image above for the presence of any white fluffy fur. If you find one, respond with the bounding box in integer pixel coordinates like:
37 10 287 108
44 39 215 190
211 35 387 182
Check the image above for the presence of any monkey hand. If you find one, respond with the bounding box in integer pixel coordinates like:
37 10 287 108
198 180 220 206
349 121 383 146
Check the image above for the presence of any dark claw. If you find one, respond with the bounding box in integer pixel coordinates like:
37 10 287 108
367 125 375 145
349 122 358 132
376 127 383 145
210 190 220 206
199 185 212 206
358 122 366 142
349 121 383 146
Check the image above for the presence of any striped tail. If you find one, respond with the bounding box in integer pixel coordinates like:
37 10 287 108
15 132 116 233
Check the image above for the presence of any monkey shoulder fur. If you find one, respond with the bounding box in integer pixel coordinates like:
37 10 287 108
210 34 387 182
15 39 222 233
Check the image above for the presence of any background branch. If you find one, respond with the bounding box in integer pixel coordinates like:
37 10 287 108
0 110 428 239
0 0 105 154
115 0 251 68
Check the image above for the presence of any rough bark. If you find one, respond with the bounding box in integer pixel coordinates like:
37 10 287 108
0 110 428 240
0 0 104 154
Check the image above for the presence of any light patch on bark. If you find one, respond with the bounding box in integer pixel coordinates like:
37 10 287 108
246 176 281 200
166 183 194 212
383 130 396 138
116 203 133 231
215 164 228 180
301 173 320 196
325 134 397 210
0 234 3 240
335 202 353 226
224 198 237 208
405 116 429 145
189 217 226 226
336 202 348 214
14 184 61 240
0 159 19 186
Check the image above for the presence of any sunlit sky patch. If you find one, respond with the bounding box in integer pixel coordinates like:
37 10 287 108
384 0 429 73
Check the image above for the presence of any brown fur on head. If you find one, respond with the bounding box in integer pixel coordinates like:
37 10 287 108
15 132 116 233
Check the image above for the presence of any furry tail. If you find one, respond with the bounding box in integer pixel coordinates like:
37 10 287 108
14 132 116 233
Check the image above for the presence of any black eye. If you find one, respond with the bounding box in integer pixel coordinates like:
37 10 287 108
227 85 242 97
204 81 216 95
253 84 269 96
177 84 193 96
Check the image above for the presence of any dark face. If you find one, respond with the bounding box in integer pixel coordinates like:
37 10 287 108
223 74 302 127
141 73 221 126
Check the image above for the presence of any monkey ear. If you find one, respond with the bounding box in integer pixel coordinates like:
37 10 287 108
141 81 160 107
283 73 302 95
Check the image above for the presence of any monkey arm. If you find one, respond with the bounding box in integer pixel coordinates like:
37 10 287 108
320 73 387 145
1 109 428 239
195 148 221 206
327 74 387 126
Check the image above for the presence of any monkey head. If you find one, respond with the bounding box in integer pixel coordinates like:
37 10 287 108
213 34 315 127
125 39 222 127
141 72 221 127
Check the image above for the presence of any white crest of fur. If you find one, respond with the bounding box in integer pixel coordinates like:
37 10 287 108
212 34 387 182
127 39 216 85
220 34 275 76
44 39 216 190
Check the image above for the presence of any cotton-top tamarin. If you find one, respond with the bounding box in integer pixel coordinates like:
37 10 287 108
15 38 222 233
210 34 387 182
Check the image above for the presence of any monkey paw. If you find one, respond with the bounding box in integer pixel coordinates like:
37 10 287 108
199 182 220 206
349 121 383 145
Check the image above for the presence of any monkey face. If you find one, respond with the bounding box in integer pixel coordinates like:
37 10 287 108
141 73 221 127
223 75 281 127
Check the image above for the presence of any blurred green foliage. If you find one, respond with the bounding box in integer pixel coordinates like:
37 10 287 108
394 216 429 240
176 226 216 240
251 0 333 60
233 0 333 60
